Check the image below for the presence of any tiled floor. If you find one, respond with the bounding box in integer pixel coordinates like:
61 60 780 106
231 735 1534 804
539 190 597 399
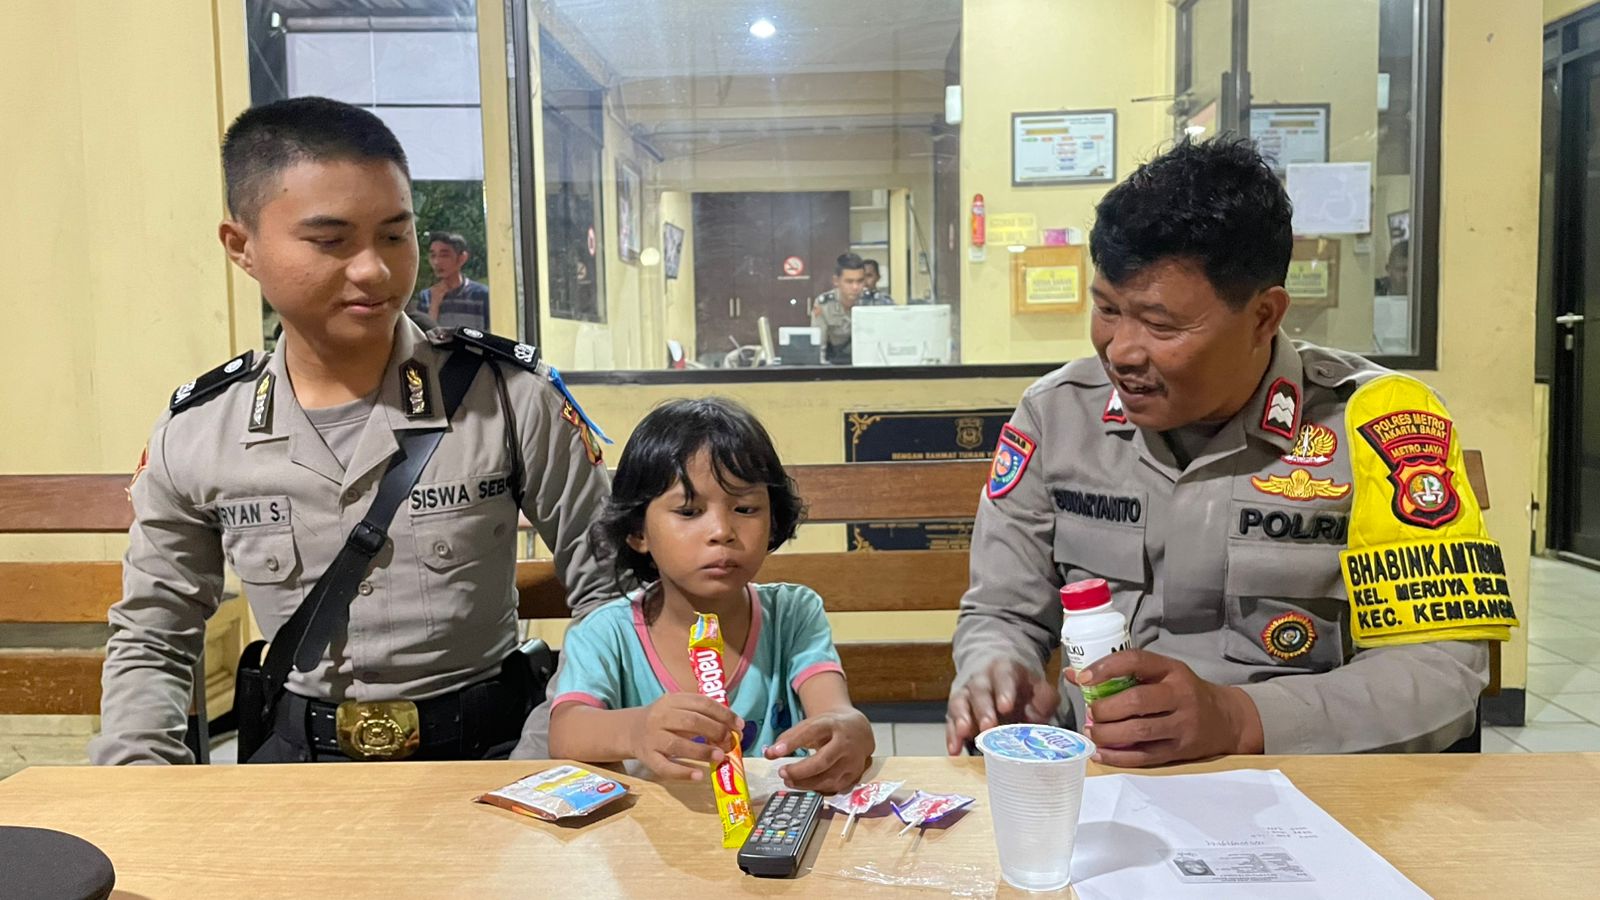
1487 557 1600 753
7 557 1600 774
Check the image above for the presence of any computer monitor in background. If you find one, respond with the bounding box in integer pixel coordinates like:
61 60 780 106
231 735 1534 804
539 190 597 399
777 326 823 366
850 304 953 366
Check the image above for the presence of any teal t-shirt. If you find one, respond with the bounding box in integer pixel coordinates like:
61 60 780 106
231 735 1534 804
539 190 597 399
551 582 844 754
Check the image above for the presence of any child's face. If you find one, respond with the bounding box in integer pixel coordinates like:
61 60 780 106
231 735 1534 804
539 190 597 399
629 449 772 604
221 158 418 350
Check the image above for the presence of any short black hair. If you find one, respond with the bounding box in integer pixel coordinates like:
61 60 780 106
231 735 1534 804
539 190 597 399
862 258 881 275
835 252 866 276
221 96 410 225
427 232 469 254
593 397 806 590
1089 136 1293 308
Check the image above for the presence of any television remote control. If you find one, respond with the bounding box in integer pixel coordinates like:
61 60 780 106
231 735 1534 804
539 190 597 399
737 789 823 878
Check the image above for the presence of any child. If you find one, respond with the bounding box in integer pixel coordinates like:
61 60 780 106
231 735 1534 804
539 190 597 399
548 398 874 794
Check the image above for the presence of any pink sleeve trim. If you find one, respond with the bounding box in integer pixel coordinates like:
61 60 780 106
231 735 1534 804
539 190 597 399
791 661 845 692
551 692 608 710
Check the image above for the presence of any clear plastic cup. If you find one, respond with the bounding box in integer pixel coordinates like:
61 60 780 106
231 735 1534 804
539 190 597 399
975 724 1095 892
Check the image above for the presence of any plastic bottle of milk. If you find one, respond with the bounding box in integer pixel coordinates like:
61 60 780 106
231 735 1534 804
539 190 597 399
1060 578 1135 725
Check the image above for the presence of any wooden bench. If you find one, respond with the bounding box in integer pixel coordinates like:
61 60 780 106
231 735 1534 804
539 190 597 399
0 477 249 736
0 450 1496 729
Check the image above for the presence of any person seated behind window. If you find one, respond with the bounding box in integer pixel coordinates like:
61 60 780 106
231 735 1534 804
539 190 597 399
1375 238 1409 296
415 231 490 331
810 253 877 365
548 398 874 794
862 258 896 305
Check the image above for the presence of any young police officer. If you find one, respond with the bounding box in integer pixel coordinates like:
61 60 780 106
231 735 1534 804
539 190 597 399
90 97 616 764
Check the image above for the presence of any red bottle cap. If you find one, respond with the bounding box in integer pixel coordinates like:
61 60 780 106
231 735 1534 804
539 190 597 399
1061 578 1111 612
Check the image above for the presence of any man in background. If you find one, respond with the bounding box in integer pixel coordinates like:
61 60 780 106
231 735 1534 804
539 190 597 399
417 232 490 330
862 258 896 305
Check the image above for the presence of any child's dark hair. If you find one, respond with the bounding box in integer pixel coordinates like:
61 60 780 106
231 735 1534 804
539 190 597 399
222 96 410 226
594 397 806 589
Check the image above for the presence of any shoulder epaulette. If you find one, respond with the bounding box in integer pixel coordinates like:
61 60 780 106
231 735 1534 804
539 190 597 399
170 350 257 413
448 327 541 374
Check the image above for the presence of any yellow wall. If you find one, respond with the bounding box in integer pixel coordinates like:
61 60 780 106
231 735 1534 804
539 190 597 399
1549 0 1599 23
0 0 249 562
1415 0 1542 692
957 0 1168 365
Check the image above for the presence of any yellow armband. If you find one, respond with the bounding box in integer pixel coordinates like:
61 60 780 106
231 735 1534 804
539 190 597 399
1340 375 1517 648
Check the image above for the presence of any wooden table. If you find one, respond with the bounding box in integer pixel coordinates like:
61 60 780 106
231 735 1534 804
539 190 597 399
0 754 1596 897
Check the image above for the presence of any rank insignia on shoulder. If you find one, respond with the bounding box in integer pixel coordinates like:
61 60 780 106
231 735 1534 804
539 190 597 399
1260 378 1300 440
1102 390 1127 424
170 350 256 412
1282 423 1337 467
452 327 541 373
1262 612 1316 660
400 360 433 418
248 371 275 433
987 424 1036 500
1250 469 1351 502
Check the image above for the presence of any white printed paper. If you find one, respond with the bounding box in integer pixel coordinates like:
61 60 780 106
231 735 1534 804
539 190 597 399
1287 163 1372 235
1070 770 1429 899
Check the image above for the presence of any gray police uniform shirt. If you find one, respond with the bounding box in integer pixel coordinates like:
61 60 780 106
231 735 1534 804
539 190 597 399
810 289 894 364
953 333 1489 754
90 316 615 765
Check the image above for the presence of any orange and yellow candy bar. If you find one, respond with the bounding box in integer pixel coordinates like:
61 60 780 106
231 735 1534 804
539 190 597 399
689 613 753 848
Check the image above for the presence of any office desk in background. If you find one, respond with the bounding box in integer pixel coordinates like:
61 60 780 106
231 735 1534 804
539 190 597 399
0 755 1595 897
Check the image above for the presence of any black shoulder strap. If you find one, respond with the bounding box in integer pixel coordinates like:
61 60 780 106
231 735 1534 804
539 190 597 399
170 351 257 413
261 349 484 697
451 327 541 373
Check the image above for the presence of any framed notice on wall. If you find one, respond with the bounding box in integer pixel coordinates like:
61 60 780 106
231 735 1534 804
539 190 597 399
1012 109 1117 186
1286 237 1340 308
663 222 685 279
1010 245 1086 314
1250 104 1331 174
616 159 642 263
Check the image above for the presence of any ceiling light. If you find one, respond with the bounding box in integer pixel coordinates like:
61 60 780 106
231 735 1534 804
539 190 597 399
1184 124 1207 137
750 18 777 39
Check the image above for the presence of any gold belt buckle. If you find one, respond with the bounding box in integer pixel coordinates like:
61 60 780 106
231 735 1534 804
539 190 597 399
335 700 421 760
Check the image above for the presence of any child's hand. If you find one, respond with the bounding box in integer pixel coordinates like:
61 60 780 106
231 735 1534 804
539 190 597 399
630 693 744 781
763 709 875 795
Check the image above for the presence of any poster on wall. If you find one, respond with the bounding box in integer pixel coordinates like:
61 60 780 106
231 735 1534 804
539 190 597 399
1249 104 1330 173
616 160 642 263
1012 110 1117 186
663 222 685 279
843 409 1012 551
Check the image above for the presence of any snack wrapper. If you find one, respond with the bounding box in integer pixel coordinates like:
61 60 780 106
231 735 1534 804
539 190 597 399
892 790 975 834
825 780 904 817
690 613 754 848
476 765 629 822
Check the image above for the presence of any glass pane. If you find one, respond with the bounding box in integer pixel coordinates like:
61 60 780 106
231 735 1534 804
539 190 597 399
244 1 488 345
514 0 1435 373
1245 0 1418 357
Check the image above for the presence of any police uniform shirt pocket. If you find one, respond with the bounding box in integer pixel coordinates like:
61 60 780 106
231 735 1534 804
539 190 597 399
1051 486 1148 591
222 525 299 585
1222 540 1348 673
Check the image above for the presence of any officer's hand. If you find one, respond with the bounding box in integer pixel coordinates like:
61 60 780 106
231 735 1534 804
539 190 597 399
1074 650 1264 767
630 693 743 781
764 709 875 795
945 658 1060 755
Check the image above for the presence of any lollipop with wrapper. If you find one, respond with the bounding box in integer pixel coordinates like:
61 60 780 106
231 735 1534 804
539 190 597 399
824 780 903 838
893 790 976 835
